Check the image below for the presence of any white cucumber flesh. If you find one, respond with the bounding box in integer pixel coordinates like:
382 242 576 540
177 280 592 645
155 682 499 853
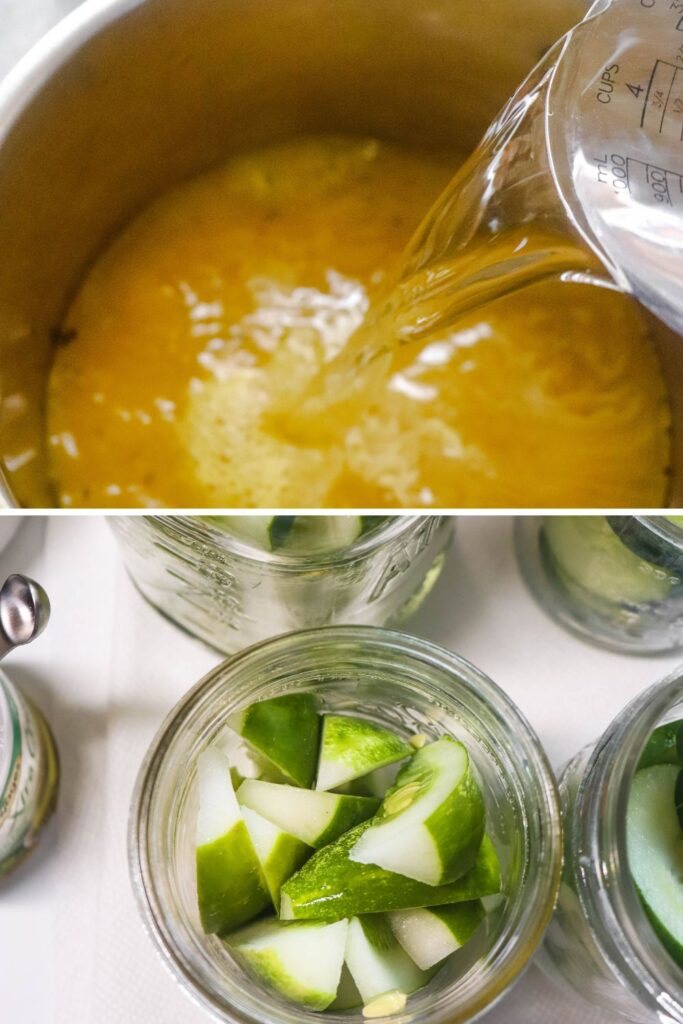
388 902 485 970
229 917 349 1011
350 737 485 886
316 715 412 791
344 915 429 1006
237 779 379 848
627 764 683 968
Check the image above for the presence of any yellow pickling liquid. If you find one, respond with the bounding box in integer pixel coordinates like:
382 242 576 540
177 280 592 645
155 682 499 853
46 135 671 508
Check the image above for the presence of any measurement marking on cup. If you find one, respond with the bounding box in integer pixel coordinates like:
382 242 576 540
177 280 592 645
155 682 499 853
594 153 683 207
639 59 683 138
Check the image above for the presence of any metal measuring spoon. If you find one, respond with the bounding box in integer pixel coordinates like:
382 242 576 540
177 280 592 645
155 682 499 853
0 574 50 662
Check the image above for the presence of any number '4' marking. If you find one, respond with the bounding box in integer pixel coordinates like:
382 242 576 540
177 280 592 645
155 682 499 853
627 83 644 98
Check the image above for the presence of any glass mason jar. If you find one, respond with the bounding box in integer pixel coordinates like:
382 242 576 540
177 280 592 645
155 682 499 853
539 670 683 1022
515 516 683 654
111 516 452 653
0 670 59 877
129 625 561 1024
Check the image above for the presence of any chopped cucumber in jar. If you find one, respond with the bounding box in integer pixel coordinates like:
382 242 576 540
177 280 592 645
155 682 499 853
203 515 382 554
190 696 501 1014
237 779 380 848
229 917 349 1010
195 748 270 934
349 737 485 886
627 764 683 968
316 715 412 792
344 915 430 1010
543 517 673 605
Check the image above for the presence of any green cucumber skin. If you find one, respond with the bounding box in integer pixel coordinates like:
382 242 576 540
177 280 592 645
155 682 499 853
431 900 485 944
280 822 500 921
357 913 397 952
237 947 332 1010
236 694 321 789
640 889 683 969
638 721 683 770
360 737 485 885
317 715 412 790
676 770 683 832
420 749 484 884
196 822 270 935
629 765 683 971
268 517 297 550
263 835 313 905
315 796 381 848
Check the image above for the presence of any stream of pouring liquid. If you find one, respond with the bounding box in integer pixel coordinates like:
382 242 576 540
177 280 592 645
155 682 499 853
278 206 611 440
277 38 615 439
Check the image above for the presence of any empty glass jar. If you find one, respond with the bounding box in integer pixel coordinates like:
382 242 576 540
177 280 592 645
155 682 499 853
111 516 453 653
516 516 683 653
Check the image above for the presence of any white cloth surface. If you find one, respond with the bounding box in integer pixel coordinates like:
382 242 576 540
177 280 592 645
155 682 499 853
0 515 680 1024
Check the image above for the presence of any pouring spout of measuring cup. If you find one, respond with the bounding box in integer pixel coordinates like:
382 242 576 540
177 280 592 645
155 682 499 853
0 574 51 663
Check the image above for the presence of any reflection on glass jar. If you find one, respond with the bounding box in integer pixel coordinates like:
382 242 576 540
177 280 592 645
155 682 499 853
515 516 683 653
540 671 683 1022
129 626 561 1024
111 516 453 653
0 671 59 878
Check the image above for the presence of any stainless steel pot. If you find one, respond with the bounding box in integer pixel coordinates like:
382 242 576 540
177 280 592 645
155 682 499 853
2 0 650 508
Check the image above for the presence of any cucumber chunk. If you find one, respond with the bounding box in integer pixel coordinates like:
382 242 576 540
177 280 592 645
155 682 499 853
270 517 364 553
338 761 406 799
238 779 380 848
280 821 500 921
344 915 429 1007
195 748 270 935
242 807 312 906
627 764 683 968
676 770 683 832
388 902 484 969
638 720 683 770
228 694 321 788
203 516 365 554
349 737 485 886
316 716 412 792
544 517 672 604
203 516 276 549
229 917 349 1010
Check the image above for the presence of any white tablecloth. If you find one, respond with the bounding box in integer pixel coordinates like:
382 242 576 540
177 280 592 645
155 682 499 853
0 515 680 1024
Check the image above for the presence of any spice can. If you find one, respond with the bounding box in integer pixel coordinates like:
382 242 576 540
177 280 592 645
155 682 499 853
0 671 59 878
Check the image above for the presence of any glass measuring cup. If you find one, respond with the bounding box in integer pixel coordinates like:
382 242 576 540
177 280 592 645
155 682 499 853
319 0 683 386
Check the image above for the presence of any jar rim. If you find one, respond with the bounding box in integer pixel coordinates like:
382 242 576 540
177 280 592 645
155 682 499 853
133 515 447 568
633 516 683 551
129 625 562 1024
572 668 683 1019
